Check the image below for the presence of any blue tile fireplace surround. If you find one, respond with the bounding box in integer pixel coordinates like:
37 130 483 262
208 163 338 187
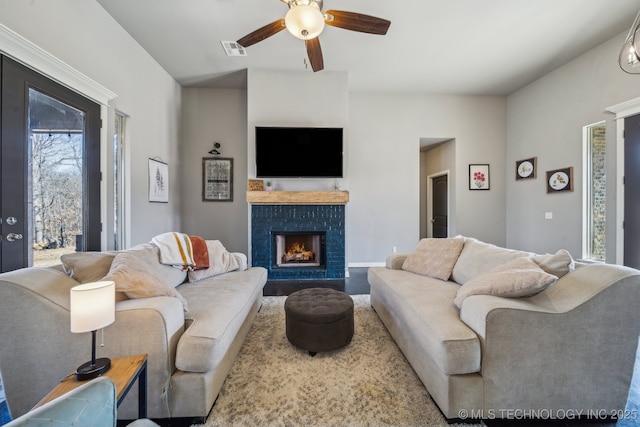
251 204 346 280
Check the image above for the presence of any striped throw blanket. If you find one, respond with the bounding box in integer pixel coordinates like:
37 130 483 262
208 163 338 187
151 232 195 270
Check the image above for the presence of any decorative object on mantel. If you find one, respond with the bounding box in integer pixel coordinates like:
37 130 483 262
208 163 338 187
265 181 274 191
208 142 221 155
515 157 537 180
331 181 341 191
619 7 640 74
148 157 169 203
203 157 233 201
546 166 573 193
469 164 490 190
248 179 264 191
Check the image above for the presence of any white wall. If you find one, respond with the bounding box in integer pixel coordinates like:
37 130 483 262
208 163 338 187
506 32 640 260
0 0 182 247
349 94 506 264
181 87 248 253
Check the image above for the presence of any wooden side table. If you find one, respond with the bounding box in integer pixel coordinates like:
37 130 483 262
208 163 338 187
34 354 148 418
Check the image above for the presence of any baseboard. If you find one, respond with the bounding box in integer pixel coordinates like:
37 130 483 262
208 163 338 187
348 262 385 268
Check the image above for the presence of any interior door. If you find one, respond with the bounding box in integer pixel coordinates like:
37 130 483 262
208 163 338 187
431 174 448 238
1 56 101 272
624 113 640 269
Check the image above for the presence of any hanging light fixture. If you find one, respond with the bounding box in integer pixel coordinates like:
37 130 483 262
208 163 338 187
284 0 325 40
619 8 640 74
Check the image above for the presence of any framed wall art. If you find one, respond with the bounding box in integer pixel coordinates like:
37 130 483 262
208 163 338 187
148 158 169 203
515 157 537 180
203 157 233 201
546 166 573 193
469 164 490 190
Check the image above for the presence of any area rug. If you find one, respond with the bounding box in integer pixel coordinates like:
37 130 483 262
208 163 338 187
199 295 482 427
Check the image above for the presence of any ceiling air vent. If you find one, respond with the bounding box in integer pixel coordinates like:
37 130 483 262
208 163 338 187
221 41 247 57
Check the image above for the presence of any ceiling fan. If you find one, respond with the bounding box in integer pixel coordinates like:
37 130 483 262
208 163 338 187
236 0 391 72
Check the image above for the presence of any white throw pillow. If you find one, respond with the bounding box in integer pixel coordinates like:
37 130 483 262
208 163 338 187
532 249 575 278
454 257 558 308
187 240 239 282
402 237 465 281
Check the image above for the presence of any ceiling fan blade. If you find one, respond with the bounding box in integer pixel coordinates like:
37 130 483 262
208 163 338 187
324 10 390 35
237 19 286 48
305 38 324 72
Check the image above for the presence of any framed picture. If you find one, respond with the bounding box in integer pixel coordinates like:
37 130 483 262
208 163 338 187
203 157 233 201
546 166 573 193
469 164 490 190
248 179 264 191
515 157 537 180
148 158 169 203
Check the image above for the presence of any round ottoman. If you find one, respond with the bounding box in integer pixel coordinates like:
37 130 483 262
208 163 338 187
284 288 354 355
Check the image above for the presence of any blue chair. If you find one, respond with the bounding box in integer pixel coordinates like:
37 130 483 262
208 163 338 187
2 377 156 427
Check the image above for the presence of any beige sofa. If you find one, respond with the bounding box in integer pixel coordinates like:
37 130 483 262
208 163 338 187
368 236 640 420
0 243 267 422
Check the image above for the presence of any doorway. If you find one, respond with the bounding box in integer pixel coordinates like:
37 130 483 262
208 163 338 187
1 56 101 272
427 173 449 238
624 113 640 269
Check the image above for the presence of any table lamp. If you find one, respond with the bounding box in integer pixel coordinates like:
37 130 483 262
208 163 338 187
70 280 116 380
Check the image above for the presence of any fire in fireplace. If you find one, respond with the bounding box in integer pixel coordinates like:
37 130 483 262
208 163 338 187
273 232 325 268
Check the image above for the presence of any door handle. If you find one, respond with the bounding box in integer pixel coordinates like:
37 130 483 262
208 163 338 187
6 233 23 242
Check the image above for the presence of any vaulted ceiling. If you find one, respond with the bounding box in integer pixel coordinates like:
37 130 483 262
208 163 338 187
96 0 639 95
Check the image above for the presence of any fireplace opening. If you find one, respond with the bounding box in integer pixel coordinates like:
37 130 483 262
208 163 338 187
273 232 326 268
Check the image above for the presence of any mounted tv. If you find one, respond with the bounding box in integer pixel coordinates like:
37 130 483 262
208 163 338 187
255 126 343 178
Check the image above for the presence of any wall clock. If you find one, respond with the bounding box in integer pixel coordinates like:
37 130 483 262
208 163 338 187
515 157 536 180
546 167 573 193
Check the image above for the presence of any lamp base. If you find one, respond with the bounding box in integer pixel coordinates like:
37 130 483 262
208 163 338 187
75 357 111 381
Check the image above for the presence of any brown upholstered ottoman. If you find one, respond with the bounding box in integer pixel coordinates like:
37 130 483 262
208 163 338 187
284 288 354 355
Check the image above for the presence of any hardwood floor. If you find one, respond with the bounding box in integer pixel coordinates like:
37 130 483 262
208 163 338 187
263 267 370 296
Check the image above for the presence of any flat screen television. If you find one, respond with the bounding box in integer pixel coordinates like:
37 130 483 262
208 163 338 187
255 126 343 178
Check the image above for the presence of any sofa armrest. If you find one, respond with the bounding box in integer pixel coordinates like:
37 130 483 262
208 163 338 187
459 263 640 411
232 252 248 271
386 253 408 270
107 296 185 418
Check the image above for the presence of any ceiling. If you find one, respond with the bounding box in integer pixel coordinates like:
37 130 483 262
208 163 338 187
96 0 640 96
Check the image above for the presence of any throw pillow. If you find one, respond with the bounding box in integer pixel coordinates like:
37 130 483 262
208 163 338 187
402 237 464 281
187 240 239 282
102 247 188 312
532 249 575 278
454 257 558 308
61 252 116 283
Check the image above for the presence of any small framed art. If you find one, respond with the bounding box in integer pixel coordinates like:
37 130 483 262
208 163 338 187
546 167 573 193
148 158 169 203
469 164 490 190
203 157 233 201
516 157 537 180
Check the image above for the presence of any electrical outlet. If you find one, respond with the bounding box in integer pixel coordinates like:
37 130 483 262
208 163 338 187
392 246 397 253
545 212 553 220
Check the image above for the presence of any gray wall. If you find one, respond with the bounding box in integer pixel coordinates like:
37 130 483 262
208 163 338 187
0 0 183 248
180 87 248 253
506 32 640 260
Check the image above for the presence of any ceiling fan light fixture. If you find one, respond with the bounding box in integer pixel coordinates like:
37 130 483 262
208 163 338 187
619 8 640 74
285 3 325 40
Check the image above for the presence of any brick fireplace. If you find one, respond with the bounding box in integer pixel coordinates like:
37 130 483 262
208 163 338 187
248 191 348 280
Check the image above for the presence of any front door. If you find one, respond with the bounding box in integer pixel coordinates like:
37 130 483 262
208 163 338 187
624 113 640 269
431 174 448 238
1 56 101 272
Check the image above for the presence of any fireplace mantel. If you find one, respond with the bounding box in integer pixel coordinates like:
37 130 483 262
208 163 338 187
246 191 349 205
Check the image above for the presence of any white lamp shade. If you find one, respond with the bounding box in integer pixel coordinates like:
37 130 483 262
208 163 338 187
285 4 325 40
70 281 116 333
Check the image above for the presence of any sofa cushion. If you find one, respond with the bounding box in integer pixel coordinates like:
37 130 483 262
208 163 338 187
532 249 575 278
454 257 558 308
61 252 116 283
102 244 188 310
451 237 532 285
175 267 268 372
187 240 239 282
368 266 481 375
402 237 464 280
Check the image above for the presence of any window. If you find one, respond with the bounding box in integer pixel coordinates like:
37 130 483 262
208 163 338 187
583 122 606 261
113 112 127 250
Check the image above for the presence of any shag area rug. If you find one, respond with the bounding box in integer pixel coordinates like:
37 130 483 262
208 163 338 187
200 295 482 427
